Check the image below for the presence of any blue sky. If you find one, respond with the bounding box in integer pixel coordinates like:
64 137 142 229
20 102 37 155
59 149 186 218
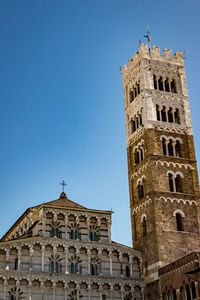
0 0 200 246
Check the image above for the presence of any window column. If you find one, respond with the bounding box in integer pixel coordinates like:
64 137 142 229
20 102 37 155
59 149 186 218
29 246 34 271
28 281 32 300
53 282 56 300
88 284 91 300
3 279 7 300
165 140 169 156
109 251 113 276
129 257 133 277
65 248 68 274
87 249 91 274
64 284 68 300
5 250 10 270
41 245 45 272
17 249 21 271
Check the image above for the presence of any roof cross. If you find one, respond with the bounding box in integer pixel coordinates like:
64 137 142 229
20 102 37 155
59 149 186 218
144 25 151 52
60 180 67 193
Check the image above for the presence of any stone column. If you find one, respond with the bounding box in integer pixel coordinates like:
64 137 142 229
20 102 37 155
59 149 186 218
131 287 135 300
29 247 34 271
87 218 90 241
17 249 21 270
119 253 123 278
28 281 32 300
172 175 176 193
3 279 7 300
16 280 20 300
41 245 45 272
110 286 114 300
87 249 91 275
129 257 133 277
64 284 68 300
165 108 169 123
121 289 124 300
88 284 91 300
77 285 80 300
40 282 44 300
53 282 56 300
165 141 169 156
53 246 57 272
195 282 199 298
107 220 111 242
5 250 10 270
172 109 175 123
172 141 176 157
99 286 103 300
162 78 166 91
109 251 113 276
65 248 68 274
65 215 68 239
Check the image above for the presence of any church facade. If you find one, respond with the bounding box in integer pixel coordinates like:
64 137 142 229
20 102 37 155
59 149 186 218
0 192 143 299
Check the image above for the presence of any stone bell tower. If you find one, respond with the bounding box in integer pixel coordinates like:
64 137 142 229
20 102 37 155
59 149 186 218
122 43 200 299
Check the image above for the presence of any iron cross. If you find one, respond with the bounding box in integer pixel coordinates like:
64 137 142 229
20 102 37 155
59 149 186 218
60 180 67 193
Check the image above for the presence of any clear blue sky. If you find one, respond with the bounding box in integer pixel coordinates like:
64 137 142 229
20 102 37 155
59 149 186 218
0 0 200 246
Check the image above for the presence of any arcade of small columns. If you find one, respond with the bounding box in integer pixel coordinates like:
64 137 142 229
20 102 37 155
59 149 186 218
0 275 143 300
8 209 112 242
0 240 142 299
0 240 141 277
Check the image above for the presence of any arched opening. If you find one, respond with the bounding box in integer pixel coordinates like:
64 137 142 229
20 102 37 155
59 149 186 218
168 107 173 123
162 138 167 155
14 258 18 270
138 184 144 199
125 266 130 277
186 284 191 300
135 150 140 164
191 282 196 299
175 141 181 157
89 231 97 241
168 173 174 192
180 287 185 300
165 78 170 92
176 213 184 231
70 229 78 240
153 75 157 90
168 140 174 156
136 117 139 129
140 148 144 161
131 120 136 133
139 114 142 125
175 175 182 193
158 77 163 91
161 107 167 122
175 109 180 124
172 289 177 300
156 105 160 121
171 79 177 93
130 90 134 103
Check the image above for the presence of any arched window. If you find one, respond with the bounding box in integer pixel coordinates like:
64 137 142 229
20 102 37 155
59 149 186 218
162 138 167 155
186 284 191 300
135 150 140 164
180 287 185 300
161 107 167 122
175 141 181 157
139 114 142 125
138 184 144 199
130 90 134 103
14 258 18 270
70 229 78 240
191 282 196 299
158 77 163 91
142 216 147 236
172 289 177 300
137 83 140 95
125 266 130 277
165 78 170 92
154 75 157 89
175 109 180 124
168 107 173 123
156 105 160 121
168 173 174 192
131 120 136 133
168 140 174 156
175 175 182 193
90 263 98 275
50 261 54 273
89 231 97 241
176 213 184 231
140 148 144 161
171 79 177 93
136 117 139 129
70 262 78 274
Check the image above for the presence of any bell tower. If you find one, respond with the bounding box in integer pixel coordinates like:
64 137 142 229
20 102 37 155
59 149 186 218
122 43 200 298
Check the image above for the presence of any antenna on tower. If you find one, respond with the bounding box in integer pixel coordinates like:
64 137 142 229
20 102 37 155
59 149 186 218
144 25 151 53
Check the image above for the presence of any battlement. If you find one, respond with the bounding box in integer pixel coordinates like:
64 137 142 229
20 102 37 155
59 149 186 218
122 43 184 78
